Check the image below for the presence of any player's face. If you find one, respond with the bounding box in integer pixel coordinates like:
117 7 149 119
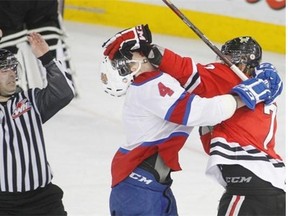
0 67 17 97
237 63 254 77
237 63 246 71
217 55 253 77
129 52 145 74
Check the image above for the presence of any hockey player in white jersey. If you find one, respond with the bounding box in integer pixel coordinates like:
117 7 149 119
100 25 279 216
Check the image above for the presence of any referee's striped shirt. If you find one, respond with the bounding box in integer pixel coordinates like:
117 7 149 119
0 54 74 192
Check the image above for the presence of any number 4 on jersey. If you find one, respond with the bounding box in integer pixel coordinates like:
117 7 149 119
158 82 174 97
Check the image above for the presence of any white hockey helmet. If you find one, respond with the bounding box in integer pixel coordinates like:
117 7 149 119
100 50 149 97
100 56 135 97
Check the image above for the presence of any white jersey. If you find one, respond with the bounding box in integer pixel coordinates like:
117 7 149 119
111 70 236 186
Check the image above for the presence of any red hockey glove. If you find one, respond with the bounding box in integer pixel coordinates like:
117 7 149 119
102 24 152 59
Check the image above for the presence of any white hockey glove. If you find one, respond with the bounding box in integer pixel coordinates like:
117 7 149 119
102 24 152 60
253 62 283 104
231 78 271 110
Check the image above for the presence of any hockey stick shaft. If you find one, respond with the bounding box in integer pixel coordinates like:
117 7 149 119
162 0 248 81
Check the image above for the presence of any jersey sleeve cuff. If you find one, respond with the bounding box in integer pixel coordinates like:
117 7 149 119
38 51 54 65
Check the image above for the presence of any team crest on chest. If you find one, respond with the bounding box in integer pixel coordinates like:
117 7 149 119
12 99 32 119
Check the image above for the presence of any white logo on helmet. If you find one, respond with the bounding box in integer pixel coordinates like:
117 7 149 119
239 36 250 43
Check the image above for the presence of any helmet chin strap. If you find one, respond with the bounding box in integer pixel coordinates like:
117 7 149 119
130 58 148 77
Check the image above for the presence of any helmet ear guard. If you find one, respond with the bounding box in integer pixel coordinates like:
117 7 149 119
220 36 262 70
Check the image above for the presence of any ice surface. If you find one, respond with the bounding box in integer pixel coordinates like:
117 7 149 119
43 21 286 216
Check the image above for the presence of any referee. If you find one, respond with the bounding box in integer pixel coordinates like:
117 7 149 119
0 32 74 215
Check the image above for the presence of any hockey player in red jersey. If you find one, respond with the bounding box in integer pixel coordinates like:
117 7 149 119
101 25 283 216
103 25 285 216
153 39 285 216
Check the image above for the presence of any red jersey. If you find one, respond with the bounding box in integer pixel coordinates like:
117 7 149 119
159 48 285 190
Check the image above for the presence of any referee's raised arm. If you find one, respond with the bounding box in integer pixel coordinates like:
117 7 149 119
28 32 75 123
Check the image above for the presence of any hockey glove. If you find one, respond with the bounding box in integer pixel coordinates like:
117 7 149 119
253 62 283 104
146 44 165 68
231 78 271 110
102 24 152 60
